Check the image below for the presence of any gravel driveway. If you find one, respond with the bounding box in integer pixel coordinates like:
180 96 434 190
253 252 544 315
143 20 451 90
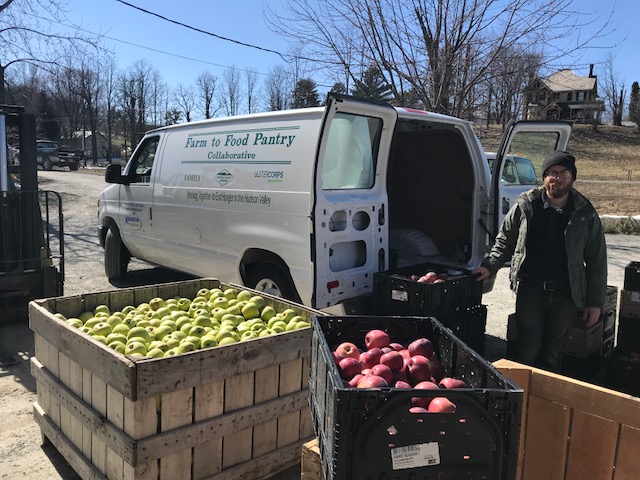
0 168 637 479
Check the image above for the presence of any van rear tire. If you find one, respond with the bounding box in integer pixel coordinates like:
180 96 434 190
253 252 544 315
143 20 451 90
105 227 129 280
246 264 298 302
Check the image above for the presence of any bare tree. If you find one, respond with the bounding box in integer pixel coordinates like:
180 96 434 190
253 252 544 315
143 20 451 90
267 0 616 116
196 72 217 119
217 66 242 116
601 53 625 126
265 65 293 111
174 83 196 122
0 0 103 103
245 67 260 113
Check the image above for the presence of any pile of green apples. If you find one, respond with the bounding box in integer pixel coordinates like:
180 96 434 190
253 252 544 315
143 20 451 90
54 287 312 358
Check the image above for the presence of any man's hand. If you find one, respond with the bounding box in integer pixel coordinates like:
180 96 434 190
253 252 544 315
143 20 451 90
472 266 490 281
583 306 602 328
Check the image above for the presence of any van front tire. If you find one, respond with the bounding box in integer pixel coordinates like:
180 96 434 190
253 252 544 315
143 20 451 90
246 264 297 302
105 227 129 280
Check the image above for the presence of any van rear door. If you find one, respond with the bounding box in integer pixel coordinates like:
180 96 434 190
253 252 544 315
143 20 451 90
491 121 572 233
312 95 397 308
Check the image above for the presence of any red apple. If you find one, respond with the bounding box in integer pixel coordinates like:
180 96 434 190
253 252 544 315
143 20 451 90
381 346 393 354
428 358 446 382
411 381 440 408
359 347 383 369
357 375 389 388
439 377 467 389
338 357 362 380
371 363 394 384
392 370 409 384
427 397 457 413
390 342 405 352
380 350 404 372
332 351 344 365
433 279 445 284
409 406 428 413
361 368 373 376
394 380 412 389
408 338 434 359
399 349 411 360
364 329 390 350
336 342 360 359
348 374 364 388
407 355 432 385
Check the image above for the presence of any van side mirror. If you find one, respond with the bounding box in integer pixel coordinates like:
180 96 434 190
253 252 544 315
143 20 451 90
105 163 129 185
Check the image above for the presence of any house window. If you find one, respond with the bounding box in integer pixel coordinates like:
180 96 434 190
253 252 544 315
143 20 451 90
567 92 572 101
576 91 585 101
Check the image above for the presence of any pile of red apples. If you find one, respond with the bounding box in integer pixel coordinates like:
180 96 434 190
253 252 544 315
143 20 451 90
333 329 467 413
410 270 449 284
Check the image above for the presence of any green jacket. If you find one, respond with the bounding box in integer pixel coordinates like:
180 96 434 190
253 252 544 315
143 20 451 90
481 186 608 309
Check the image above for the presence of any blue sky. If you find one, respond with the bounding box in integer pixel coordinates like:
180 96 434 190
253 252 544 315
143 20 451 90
44 0 640 103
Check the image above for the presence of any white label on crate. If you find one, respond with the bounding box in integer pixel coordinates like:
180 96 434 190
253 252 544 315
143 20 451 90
391 289 408 302
391 442 441 470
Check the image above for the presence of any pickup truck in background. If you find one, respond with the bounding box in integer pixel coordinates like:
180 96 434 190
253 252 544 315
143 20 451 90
36 140 83 171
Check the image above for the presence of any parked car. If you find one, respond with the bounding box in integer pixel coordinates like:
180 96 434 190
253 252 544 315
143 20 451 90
36 140 83 171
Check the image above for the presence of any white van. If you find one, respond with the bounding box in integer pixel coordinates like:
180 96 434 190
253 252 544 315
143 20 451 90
98 95 570 309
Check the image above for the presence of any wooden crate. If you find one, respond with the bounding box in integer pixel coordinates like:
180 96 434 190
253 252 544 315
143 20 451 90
29 278 322 480
494 359 640 480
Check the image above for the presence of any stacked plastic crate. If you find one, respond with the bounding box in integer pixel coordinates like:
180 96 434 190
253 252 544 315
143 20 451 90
372 262 486 354
605 261 640 396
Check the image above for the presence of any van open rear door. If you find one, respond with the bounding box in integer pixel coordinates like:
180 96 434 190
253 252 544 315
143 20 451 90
312 95 397 308
491 120 572 233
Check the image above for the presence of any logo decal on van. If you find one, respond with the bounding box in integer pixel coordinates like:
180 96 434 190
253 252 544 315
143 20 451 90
125 216 142 230
254 170 284 182
216 170 233 186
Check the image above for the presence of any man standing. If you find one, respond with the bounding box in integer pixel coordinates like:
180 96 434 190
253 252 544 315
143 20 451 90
473 151 607 371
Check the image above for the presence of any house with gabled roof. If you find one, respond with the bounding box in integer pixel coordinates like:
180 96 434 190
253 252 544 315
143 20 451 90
522 65 605 124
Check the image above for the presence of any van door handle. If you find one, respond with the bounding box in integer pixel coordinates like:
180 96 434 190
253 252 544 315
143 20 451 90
149 207 153 221
501 197 510 214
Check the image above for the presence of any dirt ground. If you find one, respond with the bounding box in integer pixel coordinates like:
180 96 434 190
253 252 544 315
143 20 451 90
0 167 638 479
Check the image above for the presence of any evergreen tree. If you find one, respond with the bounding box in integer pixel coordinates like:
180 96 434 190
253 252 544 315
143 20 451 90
629 81 640 130
292 78 320 108
350 66 391 101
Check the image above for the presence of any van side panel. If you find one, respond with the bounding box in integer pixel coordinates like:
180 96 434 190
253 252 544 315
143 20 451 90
148 111 324 302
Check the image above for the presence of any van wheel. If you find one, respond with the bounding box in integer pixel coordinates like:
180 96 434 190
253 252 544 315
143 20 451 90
43 158 53 171
69 162 79 171
105 227 130 280
247 264 298 301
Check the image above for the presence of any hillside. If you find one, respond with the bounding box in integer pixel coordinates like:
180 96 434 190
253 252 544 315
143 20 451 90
475 123 640 216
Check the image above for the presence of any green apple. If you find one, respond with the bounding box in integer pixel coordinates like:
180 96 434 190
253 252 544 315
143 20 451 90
127 326 153 343
200 335 218 349
94 304 111 316
280 309 298 322
106 315 123 327
241 330 259 341
153 325 173 340
183 335 201 348
66 318 83 329
250 296 266 310
136 319 151 328
169 310 185 320
136 302 151 312
259 328 276 337
149 340 169 352
295 321 311 330
83 318 101 329
188 325 207 338
289 315 305 325
228 298 239 307
180 322 194 334
236 290 253 302
193 316 213 328
271 324 285 333
165 336 181 349
79 311 95 322
212 297 229 309
112 323 131 335
268 317 287 329
250 321 267 332
241 302 260 320
54 313 67 321
148 297 166 311
175 316 192 329
236 321 251 333
164 348 179 357
215 329 235 343
177 341 197 354
121 316 138 328
125 341 148 356
261 306 277 322
149 318 162 327
146 348 165 358
106 332 128 345
192 296 209 304
192 307 211 318
153 306 171 319
79 326 92 335
197 288 212 299
92 335 107 344
218 336 238 346
213 309 227 322
285 320 299 331
210 288 224 298
121 305 136 315
223 288 238 300
108 341 126 354
225 304 241 316
177 298 191 311
170 330 186 340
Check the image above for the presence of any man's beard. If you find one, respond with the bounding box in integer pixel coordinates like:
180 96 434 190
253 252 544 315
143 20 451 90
546 181 572 198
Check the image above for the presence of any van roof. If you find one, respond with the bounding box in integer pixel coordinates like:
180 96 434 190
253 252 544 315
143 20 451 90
145 105 471 135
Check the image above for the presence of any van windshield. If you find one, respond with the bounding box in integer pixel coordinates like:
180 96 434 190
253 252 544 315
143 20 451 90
321 112 382 190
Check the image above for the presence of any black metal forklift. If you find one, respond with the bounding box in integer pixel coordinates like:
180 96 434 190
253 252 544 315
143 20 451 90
0 105 64 352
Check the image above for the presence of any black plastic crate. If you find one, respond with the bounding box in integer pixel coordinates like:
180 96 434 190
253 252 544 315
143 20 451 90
616 316 640 352
309 315 523 480
604 346 640 396
624 261 640 292
372 262 482 317
441 305 487 356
